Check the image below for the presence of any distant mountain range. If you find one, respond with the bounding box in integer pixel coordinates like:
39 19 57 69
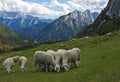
0 11 53 31
77 0 120 37
36 10 99 42
0 10 99 43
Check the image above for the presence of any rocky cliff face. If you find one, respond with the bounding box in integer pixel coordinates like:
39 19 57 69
106 0 120 17
77 0 120 37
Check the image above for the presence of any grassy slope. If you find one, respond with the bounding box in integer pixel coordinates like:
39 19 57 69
0 24 25 46
0 31 120 82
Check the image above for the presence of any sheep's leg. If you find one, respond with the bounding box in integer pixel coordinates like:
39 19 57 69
70 62 74 68
38 64 42 72
33 62 37 72
45 64 48 72
49 65 54 72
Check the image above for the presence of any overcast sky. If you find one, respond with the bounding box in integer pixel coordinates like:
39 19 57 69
0 0 109 19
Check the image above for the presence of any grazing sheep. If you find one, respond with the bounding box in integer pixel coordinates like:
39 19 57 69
18 56 28 72
33 51 56 72
46 50 58 72
54 52 63 72
47 50 64 72
68 48 81 68
2 57 15 74
57 49 70 72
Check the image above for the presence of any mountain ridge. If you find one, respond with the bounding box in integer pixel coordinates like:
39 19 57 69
36 10 99 43
0 11 53 31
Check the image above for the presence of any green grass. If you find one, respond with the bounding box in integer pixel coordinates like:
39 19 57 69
0 31 120 82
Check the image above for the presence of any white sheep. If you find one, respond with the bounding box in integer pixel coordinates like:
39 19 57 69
68 48 81 68
33 51 57 72
2 57 15 74
46 50 56 60
47 50 63 72
18 56 28 72
46 50 57 72
57 49 71 72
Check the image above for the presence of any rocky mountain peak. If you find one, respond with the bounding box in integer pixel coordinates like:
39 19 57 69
36 10 99 43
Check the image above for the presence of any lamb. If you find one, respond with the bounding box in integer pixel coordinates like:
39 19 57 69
33 51 57 72
2 57 15 74
57 49 71 72
68 48 81 68
47 50 63 72
18 56 28 72
46 50 58 72
46 50 56 60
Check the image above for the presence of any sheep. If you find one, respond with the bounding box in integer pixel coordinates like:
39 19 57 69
46 50 57 72
68 48 81 68
46 50 63 72
18 56 28 72
2 57 15 74
46 50 56 60
57 49 71 72
33 51 57 72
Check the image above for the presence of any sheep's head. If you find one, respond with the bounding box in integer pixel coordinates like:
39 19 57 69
54 64 60 72
6 69 11 74
13 56 20 62
62 64 70 72
75 61 80 67
20 66 26 72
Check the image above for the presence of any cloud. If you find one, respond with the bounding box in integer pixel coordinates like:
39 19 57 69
67 0 108 12
0 0 109 19
0 0 63 19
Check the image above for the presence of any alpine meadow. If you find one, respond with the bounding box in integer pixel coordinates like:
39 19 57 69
0 0 120 82
0 30 120 82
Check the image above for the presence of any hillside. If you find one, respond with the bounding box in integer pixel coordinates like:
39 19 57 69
77 0 120 37
0 34 15 52
0 23 26 51
0 30 120 82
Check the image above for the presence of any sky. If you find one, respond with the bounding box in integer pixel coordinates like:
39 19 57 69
0 0 109 19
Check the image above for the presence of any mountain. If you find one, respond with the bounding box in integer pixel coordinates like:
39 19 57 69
0 11 53 31
18 22 49 40
0 23 26 51
77 0 120 37
36 10 99 43
106 0 120 17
